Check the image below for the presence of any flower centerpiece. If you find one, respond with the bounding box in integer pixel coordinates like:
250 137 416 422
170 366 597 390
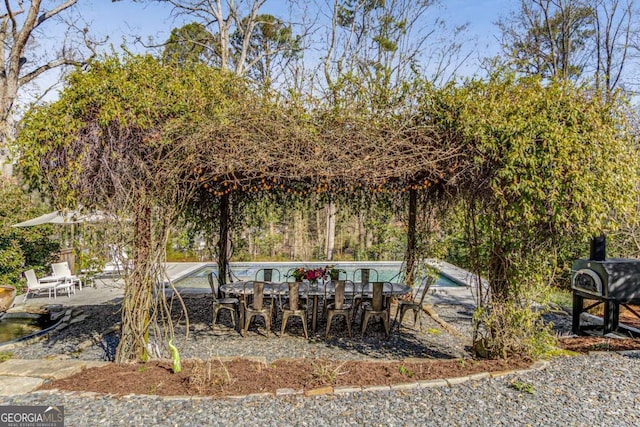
291 267 306 282
291 266 328 284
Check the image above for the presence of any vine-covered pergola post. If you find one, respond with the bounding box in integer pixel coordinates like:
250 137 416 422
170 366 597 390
118 193 153 362
15 55 263 362
430 74 639 358
218 193 232 286
404 188 418 285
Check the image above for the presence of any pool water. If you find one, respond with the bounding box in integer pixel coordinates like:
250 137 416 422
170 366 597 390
0 314 56 344
174 261 462 289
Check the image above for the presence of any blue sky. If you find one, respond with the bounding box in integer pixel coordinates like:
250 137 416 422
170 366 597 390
81 0 512 61
26 0 515 102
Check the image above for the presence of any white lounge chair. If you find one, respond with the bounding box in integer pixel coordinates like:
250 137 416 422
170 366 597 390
24 269 63 299
51 261 83 291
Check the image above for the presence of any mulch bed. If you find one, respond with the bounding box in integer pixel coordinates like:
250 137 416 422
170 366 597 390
39 357 531 398
32 298 640 398
558 337 640 353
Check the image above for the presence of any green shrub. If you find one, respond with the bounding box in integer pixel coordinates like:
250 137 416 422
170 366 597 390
0 178 61 291
473 301 557 359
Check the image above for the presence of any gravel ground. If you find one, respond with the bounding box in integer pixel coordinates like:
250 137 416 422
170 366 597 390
1 352 639 426
3 295 640 426
6 295 475 362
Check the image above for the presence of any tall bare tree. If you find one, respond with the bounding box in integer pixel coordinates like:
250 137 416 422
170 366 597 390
318 0 468 102
1 0 98 176
496 0 595 81
497 0 637 94
593 0 634 95
154 0 302 83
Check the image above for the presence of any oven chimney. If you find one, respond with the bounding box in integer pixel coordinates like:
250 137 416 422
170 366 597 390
590 234 606 261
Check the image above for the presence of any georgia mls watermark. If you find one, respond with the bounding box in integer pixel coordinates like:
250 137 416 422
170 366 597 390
0 406 64 427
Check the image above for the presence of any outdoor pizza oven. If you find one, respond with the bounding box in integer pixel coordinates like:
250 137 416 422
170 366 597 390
571 236 640 335
571 258 640 301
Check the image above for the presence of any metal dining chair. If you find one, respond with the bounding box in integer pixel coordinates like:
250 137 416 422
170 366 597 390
241 281 274 337
352 268 379 320
280 281 309 339
208 272 239 329
353 268 379 283
361 282 392 338
254 268 281 282
325 280 354 338
253 268 281 314
323 268 347 316
395 275 436 330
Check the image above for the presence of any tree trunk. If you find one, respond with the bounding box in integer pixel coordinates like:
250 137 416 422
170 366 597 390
0 110 15 177
269 221 276 257
488 243 511 302
116 197 153 362
357 214 364 259
248 232 254 260
218 193 232 284
294 210 306 260
325 200 336 260
316 209 323 248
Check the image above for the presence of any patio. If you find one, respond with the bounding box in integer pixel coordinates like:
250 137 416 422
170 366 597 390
5 274 476 364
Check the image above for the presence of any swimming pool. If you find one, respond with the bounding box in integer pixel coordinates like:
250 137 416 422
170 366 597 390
0 312 58 345
173 261 463 289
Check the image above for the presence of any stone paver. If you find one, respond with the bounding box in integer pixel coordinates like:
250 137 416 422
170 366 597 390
468 372 491 381
361 385 391 392
0 359 110 393
304 386 333 396
390 382 420 391
0 359 108 380
445 375 470 385
333 385 362 394
418 379 448 388
0 376 44 395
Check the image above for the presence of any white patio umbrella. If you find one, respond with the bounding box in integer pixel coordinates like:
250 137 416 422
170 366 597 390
12 210 109 227
12 209 116 275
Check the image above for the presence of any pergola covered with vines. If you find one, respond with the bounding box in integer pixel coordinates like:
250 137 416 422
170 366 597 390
186 106 470 285
22 55 630 362
16 56 471 361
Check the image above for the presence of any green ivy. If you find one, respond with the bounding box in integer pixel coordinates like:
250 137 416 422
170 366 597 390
429 73 639 357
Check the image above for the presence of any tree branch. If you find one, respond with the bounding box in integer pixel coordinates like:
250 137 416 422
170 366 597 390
18 58 80 86
36 0 78 28
3 0 20 38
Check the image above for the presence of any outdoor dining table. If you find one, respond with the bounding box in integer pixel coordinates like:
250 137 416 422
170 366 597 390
220 280 411 333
